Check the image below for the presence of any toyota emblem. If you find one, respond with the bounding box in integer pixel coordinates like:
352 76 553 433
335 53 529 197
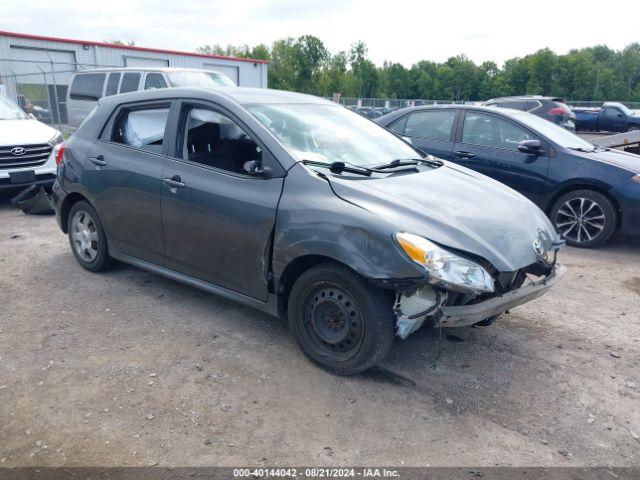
532 239 544 257
10 147 26 156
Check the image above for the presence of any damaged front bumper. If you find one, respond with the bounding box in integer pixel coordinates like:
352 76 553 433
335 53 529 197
439 264 566 327
394 263 566 338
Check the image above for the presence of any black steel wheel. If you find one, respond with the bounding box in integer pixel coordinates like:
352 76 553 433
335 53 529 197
287 263 395 375
302 284 365 361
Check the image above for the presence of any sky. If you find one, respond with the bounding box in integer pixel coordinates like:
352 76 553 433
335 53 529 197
1 0 639 67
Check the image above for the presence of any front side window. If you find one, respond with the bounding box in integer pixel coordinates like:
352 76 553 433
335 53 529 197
248 104 420 168
462 112 532 151
403 110 456 140
105 73 121 96
112 106 170 154
179 107 261 174
69 73 106 100
603 107 620 118
119 72 141 93
145 73 168 90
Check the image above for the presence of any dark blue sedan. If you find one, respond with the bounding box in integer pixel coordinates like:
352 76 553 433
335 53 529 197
377 105 640 247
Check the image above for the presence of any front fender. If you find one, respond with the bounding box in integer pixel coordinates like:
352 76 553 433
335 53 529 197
272 164 425 289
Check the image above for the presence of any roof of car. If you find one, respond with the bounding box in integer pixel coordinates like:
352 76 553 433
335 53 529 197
376 104 525 125
485 95 565 102
97 87 334 108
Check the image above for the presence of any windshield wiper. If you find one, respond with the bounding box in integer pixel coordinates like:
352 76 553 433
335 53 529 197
567 146 596 153
374 157 443 170
301 160 372 176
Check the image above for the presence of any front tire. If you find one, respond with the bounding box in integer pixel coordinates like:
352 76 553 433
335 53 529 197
550 190 616 248
287 263 395 375
67 201 112 272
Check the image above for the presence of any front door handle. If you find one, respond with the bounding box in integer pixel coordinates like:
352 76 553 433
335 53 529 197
454 150 476 159
163 175 186 191
90 155 107 166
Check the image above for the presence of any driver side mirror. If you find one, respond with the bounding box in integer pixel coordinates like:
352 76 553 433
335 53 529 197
517 139 542 155
243 159 272 178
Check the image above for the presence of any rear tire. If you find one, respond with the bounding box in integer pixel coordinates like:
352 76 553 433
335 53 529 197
287 263 395 376
550 190 616 248
67 201 112 272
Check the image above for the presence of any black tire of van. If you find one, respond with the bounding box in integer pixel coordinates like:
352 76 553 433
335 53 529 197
287 263 395 376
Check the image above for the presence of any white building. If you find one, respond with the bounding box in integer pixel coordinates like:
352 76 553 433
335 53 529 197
0 30 268 123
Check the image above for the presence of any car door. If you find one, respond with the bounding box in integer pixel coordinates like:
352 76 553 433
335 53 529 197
451 110 551 204
387 109 457 159
601 107 626 132
161 102 285 301
84 101 173 265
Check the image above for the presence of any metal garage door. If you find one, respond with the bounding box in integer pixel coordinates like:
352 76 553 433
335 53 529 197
124 56 170 67
9 46 76 84
8 46 77 123
203 63 239 85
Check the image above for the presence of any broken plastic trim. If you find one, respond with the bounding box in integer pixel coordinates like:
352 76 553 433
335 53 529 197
10 184 55 215
394 287 444 339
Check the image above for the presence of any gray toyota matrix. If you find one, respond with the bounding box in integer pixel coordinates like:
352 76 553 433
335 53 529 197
52 87 565 375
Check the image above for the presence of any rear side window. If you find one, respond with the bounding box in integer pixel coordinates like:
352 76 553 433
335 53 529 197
105 73 121 96
69 73 106 100
119 72 141 93
501 100 528 111
603 107 620 118
112 106 170 154
145 73 168 90
403 110 456 140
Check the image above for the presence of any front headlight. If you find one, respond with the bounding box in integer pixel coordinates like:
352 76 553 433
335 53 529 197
48 132 64 146
395 232 495 294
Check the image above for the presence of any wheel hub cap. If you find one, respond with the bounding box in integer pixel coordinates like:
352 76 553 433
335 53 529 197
71 210 99 262
555 197 605 244
304 285 364 358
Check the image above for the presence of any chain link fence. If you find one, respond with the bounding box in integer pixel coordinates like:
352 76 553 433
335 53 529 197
0 57 122 133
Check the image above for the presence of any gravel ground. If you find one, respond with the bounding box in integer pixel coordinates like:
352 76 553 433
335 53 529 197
0 193 639 467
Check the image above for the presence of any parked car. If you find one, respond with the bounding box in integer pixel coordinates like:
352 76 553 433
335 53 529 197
483 96 576 130
573 102 640 132
52 87 564 375
0 94 63 192
354 107 383 119
66 67 236 128
378 105 640 247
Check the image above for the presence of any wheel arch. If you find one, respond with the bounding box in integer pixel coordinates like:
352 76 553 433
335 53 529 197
276 254 351 319
60 192 91 233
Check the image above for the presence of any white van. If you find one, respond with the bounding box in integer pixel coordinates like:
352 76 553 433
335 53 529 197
66 67 236 128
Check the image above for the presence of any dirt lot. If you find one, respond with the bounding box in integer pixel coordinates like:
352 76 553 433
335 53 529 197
0 193 639 468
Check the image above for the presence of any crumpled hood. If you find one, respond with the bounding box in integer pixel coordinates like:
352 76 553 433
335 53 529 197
0 119 59 146
327 162 558 272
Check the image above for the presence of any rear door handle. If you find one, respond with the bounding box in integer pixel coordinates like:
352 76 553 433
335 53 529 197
454 151 476 159
89 155 107 166
163 175 186 190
